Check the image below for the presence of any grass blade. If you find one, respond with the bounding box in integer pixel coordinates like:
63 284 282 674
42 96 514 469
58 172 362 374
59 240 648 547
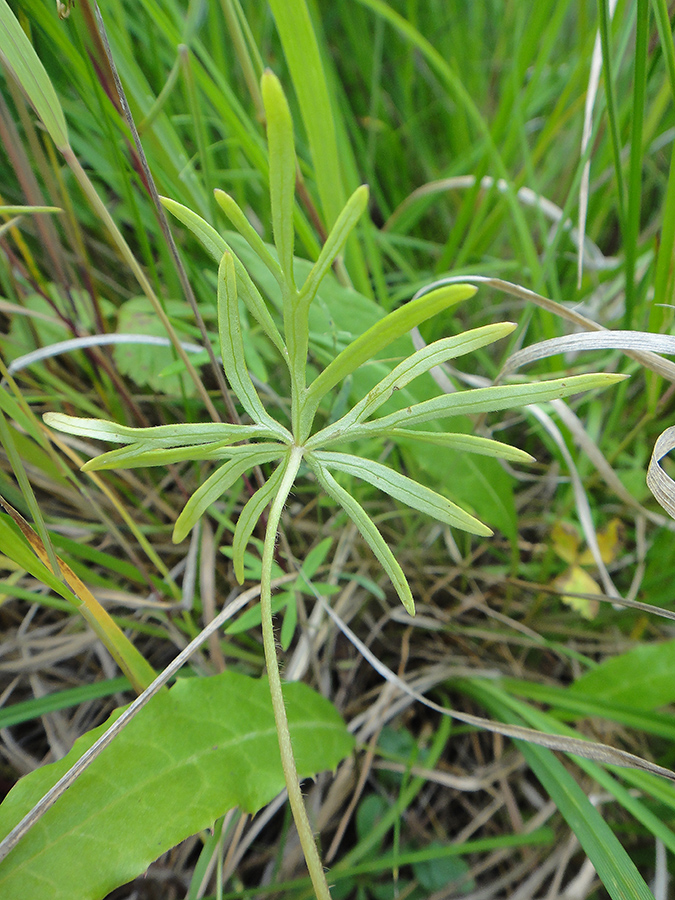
0 0 69 150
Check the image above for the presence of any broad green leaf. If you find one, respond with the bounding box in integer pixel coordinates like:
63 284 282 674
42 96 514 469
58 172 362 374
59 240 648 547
43 414 270 447
0 0 69 150
314 451 491 536
214 190 284 287
330 373 627 441
218 252 288 436
570 640 675 710
0 673 354 900
261 70 296 285
308 459 414 614
309 322 515 446
388 429 534 463
161 197 286 354
298 185 370 309
174 445 286 542
232 461 287 584
302 284 477 430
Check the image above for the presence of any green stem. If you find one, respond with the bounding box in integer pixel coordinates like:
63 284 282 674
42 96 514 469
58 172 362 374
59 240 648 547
260 445 332 900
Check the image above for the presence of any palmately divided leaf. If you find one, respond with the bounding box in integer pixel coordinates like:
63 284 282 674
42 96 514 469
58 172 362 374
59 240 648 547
43 413 270 446
308 322 515 448
298 185 369 310
218 252 290 438
232 461 288 584
325 373 628 443
215 190 285 288
261 70 296 286
82 439 282 472
161 196 228 261
308 459 415 614
173 445 287 543
314 450 492 536
389 429 535 463
300 284 477 435
162 197 286 354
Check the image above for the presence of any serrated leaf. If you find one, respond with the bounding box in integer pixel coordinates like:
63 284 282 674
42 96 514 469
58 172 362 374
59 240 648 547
261 70 296 285
331 373 627 441
174 445 287 543
308 459 415 614
315 450 491 536
0 673 353 900
112 298 196 395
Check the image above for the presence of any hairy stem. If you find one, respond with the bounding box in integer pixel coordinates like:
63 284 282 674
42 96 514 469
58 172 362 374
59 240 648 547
260 445 332 900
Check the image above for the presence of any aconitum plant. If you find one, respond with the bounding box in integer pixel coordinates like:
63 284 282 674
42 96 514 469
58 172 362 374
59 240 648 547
45 71 622 900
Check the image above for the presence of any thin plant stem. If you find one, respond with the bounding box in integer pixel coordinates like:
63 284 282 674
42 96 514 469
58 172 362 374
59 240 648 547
61 148 221 424
259 444 332 900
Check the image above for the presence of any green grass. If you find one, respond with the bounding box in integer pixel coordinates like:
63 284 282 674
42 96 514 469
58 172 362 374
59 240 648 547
2 0 675 897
